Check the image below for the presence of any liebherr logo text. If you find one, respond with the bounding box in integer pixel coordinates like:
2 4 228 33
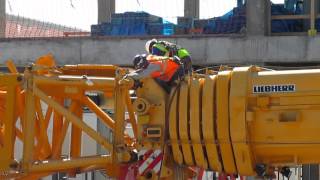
253 84 295 93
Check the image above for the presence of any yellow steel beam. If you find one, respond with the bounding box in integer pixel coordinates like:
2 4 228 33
61 64 117 77
113 84 126 162
44 106 53 129
82 96 115 129
33 86 113 151
22 72 36 170
62 64 117 70
35 97 52 160
16 90 25 132
6 59 19 73
69 100 83 177
29 155 112 173
0 83 16 170
51 101 84 159
34 115 45 159
123 88 138 139
15 128 23 140
34 75 115 90
52 97 63 156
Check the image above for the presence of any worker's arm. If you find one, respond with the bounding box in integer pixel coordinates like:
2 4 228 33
128 64 161 80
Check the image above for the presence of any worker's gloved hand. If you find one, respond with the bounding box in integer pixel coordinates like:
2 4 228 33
119 76 143 89
133 80 143 90
119 75 135 87
172 56 182 65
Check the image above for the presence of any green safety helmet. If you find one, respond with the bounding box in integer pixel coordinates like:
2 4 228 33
177 48 190 58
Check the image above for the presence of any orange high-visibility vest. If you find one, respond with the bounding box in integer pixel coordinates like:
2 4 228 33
147 55 179 82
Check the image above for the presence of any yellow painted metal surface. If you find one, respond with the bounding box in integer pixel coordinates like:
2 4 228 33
179 81 194 166
22 72 36 170
249 69 320 165
230 67 255 175
169 87 183 165
190 78 208 169
135 78 167 148
0 75 19 171
0 60 126 179
216 71 237 174
202 75 222 171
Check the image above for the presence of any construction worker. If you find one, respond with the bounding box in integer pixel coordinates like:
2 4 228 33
123 54 184 92
145 39 192 74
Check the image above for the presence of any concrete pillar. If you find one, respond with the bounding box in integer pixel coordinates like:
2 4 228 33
98 0 115 23
0 0 5 38
246 0 268 36
184 0 199 18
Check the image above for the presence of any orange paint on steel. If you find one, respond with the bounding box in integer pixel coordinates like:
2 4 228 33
82 96 115 129
124 88 138 139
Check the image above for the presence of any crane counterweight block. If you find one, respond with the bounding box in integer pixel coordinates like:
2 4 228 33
165 67 320 177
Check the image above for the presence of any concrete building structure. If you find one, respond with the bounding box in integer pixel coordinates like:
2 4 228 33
0 0 289 67
184 0 200 18
1 35 320 66
0 0 5 38
98 0 115 23
246 0 268 36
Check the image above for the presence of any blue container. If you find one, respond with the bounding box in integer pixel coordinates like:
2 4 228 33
145 13 163 23
129 23 147 35
174 26 188 35
271 19 302 33
285 0 298 13
101 23 113 35
271 4 292 15
111 13 124 18
111 24 129 36
195 19 212 29
177 17 193 28
233 7 246 16
316 19 320 32
111 17 123 25
163 23 174 35
122 17 137 25
91 25 103 36
272 20 289 32
147 23 163 35
133 17 145 24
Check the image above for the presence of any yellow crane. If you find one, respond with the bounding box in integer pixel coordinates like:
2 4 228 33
0 55 319 179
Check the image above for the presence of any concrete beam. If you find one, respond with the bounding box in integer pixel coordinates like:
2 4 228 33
184 0 199 18
0 35 320 66
98 0 115 23
0 0 5 38
246 0 268 36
